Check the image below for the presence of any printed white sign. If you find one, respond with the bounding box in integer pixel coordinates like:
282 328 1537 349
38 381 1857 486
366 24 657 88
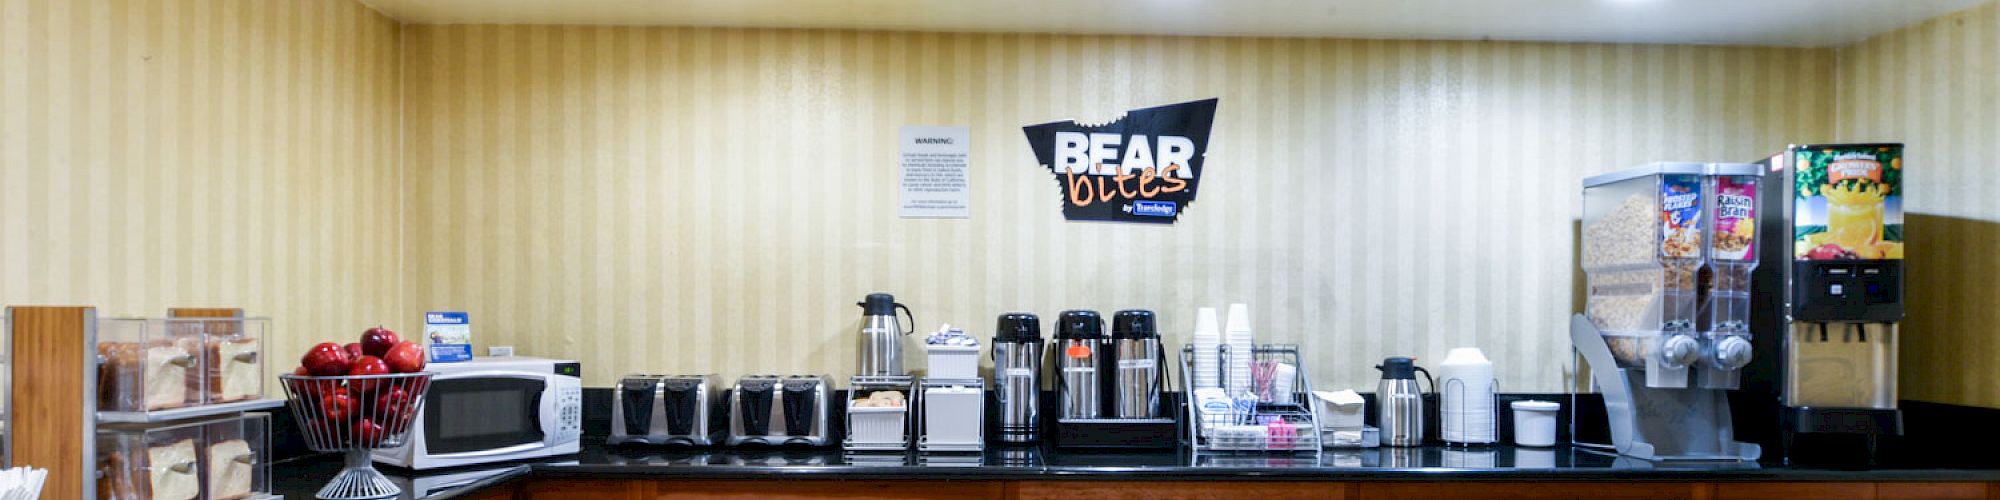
899 125 971 218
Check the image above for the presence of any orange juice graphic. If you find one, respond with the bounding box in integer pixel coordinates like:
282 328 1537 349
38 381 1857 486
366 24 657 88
1797 146 1903 261
1823 181 1885 251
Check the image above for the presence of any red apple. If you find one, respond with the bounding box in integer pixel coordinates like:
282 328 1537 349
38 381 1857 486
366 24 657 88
319 390 356 422
383 341 426 373
301 418 343 448
292 366 310 377
348 355 391 393
361 326 401 357
373 386 415 431
282 377 317 402
352 418 387 447
301 342 354 376
342 342 365 360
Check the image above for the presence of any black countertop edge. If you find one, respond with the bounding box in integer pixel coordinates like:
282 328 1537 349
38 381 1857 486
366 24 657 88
524 462 2000 483
277 444 2000 499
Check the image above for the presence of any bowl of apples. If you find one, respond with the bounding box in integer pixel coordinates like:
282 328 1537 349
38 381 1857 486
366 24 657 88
278 326 431 500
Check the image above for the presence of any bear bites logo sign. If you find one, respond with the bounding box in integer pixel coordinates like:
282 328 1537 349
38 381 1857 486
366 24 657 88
1022 98 1217 224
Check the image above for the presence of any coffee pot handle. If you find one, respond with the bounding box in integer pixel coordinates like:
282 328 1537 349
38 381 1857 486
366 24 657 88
895 303 915 335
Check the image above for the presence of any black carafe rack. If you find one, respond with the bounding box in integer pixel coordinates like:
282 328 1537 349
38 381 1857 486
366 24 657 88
1052 312 1178 449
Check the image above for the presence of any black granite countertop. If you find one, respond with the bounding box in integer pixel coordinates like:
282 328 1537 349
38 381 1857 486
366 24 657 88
274 442 2000 499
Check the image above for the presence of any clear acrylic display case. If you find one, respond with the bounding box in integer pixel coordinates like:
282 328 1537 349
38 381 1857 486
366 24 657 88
96 412 274 500
1580 164 1707 370
96 317 275 422
1698 169 1760 389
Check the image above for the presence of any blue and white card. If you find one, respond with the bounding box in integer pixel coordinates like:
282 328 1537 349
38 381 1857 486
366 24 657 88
424 311 473 363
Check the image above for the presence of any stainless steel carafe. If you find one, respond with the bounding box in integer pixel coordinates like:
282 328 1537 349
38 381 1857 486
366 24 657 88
1375 356 1433 447
993 313 1044 443
1111 310 1162 419
1054 310 1103 419
856 293 914 376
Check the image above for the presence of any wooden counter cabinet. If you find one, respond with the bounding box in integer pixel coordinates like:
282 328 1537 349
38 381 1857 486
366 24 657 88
446 478 2000 500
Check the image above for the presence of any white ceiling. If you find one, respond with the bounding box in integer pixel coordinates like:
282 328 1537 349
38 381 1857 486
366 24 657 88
360 0 1989 47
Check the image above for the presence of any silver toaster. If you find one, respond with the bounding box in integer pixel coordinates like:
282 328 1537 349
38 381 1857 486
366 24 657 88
727 374 831 446
610 374 726 446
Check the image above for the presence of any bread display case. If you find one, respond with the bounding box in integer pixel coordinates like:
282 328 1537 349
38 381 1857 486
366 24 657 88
96 317 280 423
96 412 273 500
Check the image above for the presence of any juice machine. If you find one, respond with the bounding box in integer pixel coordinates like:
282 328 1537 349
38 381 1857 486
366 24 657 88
1570 162 1762 461
1739 144 1905 462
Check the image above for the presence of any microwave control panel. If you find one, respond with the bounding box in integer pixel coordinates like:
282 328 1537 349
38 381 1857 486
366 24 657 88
553 362 584 444
556 385 582 440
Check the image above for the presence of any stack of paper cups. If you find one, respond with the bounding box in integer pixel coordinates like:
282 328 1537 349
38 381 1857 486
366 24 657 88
1224 303 1255 397
1439 347 1497 444
1192 308 1222 390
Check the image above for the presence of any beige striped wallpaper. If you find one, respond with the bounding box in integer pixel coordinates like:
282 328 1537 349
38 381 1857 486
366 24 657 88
0 0 404 385
400 26 1838 392
14 0 1991 401
1836 0 2000 408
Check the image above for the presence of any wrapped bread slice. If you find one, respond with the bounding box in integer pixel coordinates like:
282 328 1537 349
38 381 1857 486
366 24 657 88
148 439 200 500
208 337 261 402
207 439 255 500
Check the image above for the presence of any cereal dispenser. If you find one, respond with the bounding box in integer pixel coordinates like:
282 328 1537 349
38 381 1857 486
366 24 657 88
1569 162 1761 461
1741 144 1905 463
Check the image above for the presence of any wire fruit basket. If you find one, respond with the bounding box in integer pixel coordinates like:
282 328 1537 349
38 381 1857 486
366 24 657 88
279 373 432 500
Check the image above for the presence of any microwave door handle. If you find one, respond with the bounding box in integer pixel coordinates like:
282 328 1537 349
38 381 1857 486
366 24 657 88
543 379 558 445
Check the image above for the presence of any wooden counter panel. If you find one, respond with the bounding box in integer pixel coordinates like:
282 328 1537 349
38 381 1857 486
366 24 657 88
1357 481 1702 500
1014 480 1354 500
644 480 1007 499
518 478 648 499
1875 482 1990 500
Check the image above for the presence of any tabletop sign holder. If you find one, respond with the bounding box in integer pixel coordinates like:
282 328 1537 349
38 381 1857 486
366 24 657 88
7 306 98 499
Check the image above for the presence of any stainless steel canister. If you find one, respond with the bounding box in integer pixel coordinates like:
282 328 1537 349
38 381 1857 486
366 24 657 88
856 293 913 376
1054 310 1104 419
1111 310 1162 419
993 313 1044 442
1375 356 1432 447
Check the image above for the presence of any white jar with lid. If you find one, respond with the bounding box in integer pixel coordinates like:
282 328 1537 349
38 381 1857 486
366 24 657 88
1510 400 1560 447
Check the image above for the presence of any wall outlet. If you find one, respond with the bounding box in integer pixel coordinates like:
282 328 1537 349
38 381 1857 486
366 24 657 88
488 345 515 357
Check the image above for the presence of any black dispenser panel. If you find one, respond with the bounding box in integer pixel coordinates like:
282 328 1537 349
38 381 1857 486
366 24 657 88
1793 260 1903 322
662 378 701 436
738 379 776 435
781 378 820 437
619 378 659 435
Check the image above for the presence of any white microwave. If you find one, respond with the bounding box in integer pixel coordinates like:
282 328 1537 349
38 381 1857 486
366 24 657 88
373 357 583 469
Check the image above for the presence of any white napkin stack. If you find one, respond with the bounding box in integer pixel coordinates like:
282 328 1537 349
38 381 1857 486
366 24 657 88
0 466 48 500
